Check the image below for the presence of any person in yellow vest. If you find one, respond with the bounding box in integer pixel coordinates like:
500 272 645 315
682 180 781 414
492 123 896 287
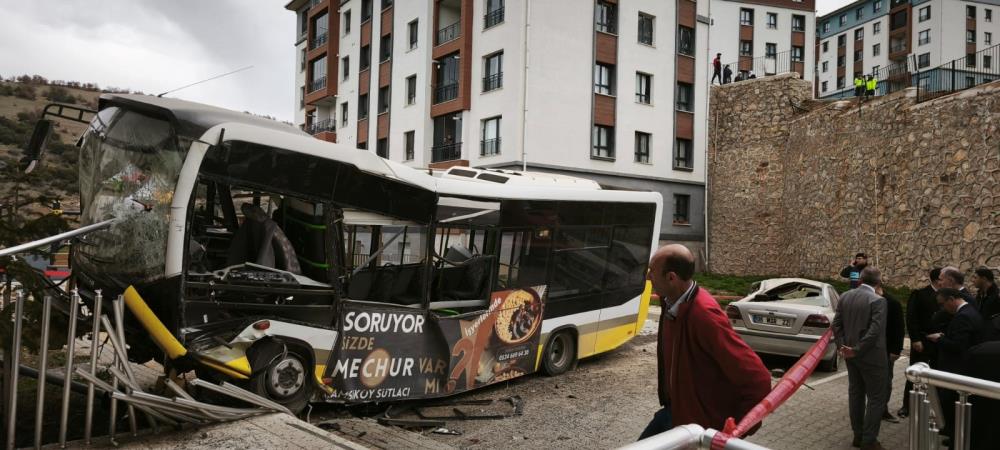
854 75 865 97
866 75 877 98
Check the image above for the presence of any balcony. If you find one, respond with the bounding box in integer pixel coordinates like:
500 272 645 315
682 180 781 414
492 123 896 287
482 73 502 92
310 32 329 50
434 82 459 104
480 138 500 157
484 7 504 29
308 118 336 135
437 22 461 46
309 76 327 92
432 142 462 162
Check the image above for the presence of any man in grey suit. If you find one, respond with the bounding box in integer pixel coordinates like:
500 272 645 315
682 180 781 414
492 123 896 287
833 266 888 450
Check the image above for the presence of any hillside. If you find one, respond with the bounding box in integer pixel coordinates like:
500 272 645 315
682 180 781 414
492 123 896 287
0 81 104 219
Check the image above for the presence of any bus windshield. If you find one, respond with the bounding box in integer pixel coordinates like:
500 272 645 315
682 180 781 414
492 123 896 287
76 106 187 283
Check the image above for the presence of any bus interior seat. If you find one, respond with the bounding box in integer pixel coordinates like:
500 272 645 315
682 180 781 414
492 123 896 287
272 202 330 282
439 255 490 301
226 204 302 274
347 263 424 304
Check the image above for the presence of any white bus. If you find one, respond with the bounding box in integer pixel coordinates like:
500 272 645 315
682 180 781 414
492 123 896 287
44 94 662 412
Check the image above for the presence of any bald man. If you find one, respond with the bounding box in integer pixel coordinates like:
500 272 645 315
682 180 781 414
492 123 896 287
638 244 771 440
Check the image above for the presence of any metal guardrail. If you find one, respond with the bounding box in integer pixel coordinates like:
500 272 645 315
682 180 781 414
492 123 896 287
434 82 459 104
0 219 115 259
309 32 328 50
309 76 327 93
721 50 800 82
905 362 1000 450
307 118 336 135
617 424 770 450
436 22 460 45
431 142 462 162
484 8 504 28
916 43 1000 102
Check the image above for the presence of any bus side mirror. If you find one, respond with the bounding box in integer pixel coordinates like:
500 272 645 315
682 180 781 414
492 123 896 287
20 119 54 174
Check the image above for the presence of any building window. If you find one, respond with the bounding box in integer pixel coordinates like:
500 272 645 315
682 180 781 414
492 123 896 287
595 1 617 34
792 15 805 32
873 0 882 12
766 13 777 29
837 55 845 67
673 194 690 225
854 49 863 62
967 5 976 20
380 34 393 62
765 43 777 58
408 20 418 49
299 86 305 108
405 75 416 105
873 43 881 56
360 45 371 70
822 61 829 72
378 86 390 114
918 30 930 46
361 0 373 22
311 12 329 50
856 8 863 20
873 22 881 35
919 6 930 22
594 63 615 95
986 32 993 45
358 93 369 119
634 132 650 164
376 138 388 158
872 65 880 74
967 30 976 44
839 14 847 27
740 8 754 26
918 53 930 68
674 139 693 170
638 13 655 45
967 53 977 68
592 125 614 159
855 28 864 41
636 72 652 104
823 21 830 33
434 53 460 103
822 81 828 92
740 40 753 57
340 102 348 126
483 51 503 92
838 34 846 47
985 55 993 69
344 10 352 34
481 116 501 156
837 76 845 89
358 141 368 150
342 56 350 80
822 41 829 53
404 130 415 160
987 9 993 22
792 46 803 62
299 9 309 38
675 82 693 112
310 56 327 92
485 0 505 29
381 0 393 10
677 25 695 56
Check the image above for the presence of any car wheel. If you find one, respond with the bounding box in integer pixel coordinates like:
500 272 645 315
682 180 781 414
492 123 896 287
542 331 576 376
819 354 839 372
248 343 313 414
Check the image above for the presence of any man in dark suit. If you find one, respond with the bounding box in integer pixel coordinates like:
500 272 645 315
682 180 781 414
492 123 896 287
878 286 905 423
973 267 1000 340
928 288 987 443
940 266 976 306
898 268 942 418
833 267 888 450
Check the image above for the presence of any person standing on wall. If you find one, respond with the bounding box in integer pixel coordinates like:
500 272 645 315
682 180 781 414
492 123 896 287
877 284 905 424
840 253 869 289
712 53 723 85
638 244 771 440
723 64 733 85
855 74 865 97
833 266 889 450
898 267 943 418
866 75 877 98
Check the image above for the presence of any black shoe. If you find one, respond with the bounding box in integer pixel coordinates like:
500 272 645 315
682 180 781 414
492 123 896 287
882 411 900 423
897 407 909 418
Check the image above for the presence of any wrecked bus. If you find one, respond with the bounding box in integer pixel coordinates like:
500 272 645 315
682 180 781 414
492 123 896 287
44 94 661 412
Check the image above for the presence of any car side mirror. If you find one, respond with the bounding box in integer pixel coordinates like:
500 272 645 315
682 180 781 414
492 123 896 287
19 119 54 174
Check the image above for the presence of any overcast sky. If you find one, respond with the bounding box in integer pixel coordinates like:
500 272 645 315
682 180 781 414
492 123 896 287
0 1 855 122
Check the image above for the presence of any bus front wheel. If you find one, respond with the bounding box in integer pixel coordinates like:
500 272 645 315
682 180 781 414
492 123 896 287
542 331 576 376
247 342 313 415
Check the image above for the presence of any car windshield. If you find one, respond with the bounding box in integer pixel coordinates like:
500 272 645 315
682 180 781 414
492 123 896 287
75 106 187 283
754 283 829 307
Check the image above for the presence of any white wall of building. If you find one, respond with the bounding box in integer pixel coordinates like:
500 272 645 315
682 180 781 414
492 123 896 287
708 1 815 81
335 0 361 147
388 0 433 166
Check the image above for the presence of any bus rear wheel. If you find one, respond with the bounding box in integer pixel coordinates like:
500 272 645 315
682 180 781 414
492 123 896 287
542 331 576 376
247 344 313 415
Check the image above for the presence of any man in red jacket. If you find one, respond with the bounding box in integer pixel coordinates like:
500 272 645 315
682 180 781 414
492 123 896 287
639 244 772 440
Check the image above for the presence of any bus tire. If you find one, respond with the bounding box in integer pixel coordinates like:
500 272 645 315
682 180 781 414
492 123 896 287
542 331 576 376
247 341 313 415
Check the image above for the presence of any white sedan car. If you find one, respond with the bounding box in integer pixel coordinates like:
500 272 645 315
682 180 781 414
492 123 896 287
725 278 841 372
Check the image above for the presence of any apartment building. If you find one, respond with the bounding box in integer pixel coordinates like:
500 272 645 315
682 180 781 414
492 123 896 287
815 0 1000 99
286 0 711 245
708 0 816 81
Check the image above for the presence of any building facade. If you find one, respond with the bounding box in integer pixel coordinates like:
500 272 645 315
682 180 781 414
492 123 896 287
708 0 816 81
286 0 710 244
815 0 1000 99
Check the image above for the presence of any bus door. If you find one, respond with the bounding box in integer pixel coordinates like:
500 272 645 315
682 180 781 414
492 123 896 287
594 225 654 354
546 226 613 358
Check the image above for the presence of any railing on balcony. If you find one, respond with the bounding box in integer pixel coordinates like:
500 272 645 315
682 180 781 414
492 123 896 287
310 32 329 50
890 41 907 54
484 7 504 28
483 73 502 92
434 82 459 103
721 50 798 82
916 43 1000 102
308 118 336 135
309 76 327 93
436 21 461 45
431 142 462 162
480 138 500 156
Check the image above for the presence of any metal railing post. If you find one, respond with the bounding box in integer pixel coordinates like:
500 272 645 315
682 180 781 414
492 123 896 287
954 392 972 450
909 383 924 450
34 296 53 449
83 289 102 444
112 296 138 437
4 291 25 450
58 290 80 448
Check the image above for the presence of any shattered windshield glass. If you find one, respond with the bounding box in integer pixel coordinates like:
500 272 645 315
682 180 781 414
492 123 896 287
76 107 187 282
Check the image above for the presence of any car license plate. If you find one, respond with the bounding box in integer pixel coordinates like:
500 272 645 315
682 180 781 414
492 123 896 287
752 315 791 327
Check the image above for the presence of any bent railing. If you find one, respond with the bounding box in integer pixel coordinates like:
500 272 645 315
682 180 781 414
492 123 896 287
617 425 770 450
905 362 1000 450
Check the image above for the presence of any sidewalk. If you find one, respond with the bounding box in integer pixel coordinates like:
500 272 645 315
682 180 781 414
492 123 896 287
748 357 911 450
